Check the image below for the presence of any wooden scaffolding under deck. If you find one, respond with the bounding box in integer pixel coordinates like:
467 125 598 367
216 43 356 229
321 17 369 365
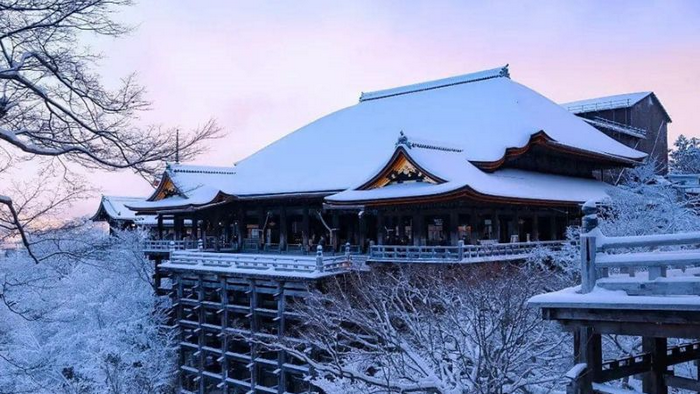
530 203 700 394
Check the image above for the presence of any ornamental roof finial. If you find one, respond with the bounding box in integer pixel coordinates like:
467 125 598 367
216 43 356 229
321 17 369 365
500 64 510 78
396 130 411 148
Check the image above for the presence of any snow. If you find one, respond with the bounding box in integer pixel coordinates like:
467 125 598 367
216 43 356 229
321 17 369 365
528 285 700 311
128 66 647 211
561 92 652 114
359 66 506 102
228 68 644 197
327 143 612 204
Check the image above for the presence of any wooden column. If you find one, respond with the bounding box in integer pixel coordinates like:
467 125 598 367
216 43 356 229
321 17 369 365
549 216 557 241
258 208 266 245
192 215 199 241
358 213 366 251
491 212 500 242
643 337 668 394
279 206 288 250
157 215 163 239
533 215 540 242
302 207 310 250
571 327 601 394
469 209 478 245
449 211 459 246
412 213 424 246
377 211 385 245
331 212 340 251
174 217 183 240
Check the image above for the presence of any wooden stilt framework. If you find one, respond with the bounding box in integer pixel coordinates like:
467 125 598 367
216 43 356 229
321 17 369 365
170 270 317 394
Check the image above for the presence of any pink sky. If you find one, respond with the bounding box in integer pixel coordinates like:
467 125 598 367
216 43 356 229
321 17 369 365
74 0 700 217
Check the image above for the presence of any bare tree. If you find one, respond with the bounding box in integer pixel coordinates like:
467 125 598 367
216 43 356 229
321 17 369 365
257 265 570 394
0 0 221 259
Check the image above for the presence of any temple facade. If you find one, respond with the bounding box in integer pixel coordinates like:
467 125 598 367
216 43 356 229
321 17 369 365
127 65 649 254
103 65 675 394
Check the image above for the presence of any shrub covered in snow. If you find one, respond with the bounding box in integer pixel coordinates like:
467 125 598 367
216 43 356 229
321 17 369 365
0 223 176 394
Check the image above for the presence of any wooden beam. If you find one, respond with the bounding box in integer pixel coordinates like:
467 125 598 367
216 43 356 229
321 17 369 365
643 337 668 394
664 375 700 392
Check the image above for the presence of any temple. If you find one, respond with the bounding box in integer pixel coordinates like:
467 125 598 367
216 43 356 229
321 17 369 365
126 65 647 253
101 65 676 394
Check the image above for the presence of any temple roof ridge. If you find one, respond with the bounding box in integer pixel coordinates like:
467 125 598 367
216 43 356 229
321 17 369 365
359 65 510 102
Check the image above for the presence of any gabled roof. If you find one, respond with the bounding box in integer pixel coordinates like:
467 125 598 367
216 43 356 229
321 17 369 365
128 65 644 212
561 91 671 122
91 195 160 225
326 139 612 206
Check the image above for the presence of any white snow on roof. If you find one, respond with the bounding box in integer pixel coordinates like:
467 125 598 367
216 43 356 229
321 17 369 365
92 195 165 225
95 195 146 221
227 68 643 197
128 66 646 211
561 92 652 114
326 144 611 204
359 66 507 102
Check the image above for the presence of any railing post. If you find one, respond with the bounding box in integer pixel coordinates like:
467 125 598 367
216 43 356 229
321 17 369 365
580 234 597 294
457 240 464 261
169 240 175 252
316 245 324 272
345 242 351 257
198 238 203 251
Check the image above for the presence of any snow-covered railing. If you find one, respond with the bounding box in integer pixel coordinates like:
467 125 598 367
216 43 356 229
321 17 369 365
582 117 647 138
168 245 352 274
369 240 566 263
143 239 197 252
580 202 700 294
565 98 633 114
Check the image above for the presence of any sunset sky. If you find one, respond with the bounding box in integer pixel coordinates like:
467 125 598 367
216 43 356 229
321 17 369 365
74 0 700 217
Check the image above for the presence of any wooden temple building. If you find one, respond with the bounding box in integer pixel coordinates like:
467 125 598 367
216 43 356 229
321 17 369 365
127 65 649 255
110 65 678 394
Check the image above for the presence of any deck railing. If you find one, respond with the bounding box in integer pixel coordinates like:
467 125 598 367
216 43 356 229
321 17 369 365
168 245 351 274
143 239 197 252
580 202 700 294
369 240 567 263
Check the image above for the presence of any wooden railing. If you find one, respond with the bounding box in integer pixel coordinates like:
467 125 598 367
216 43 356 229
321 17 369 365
168 245 351 274
369 240 566 263
143 239 197 252
580 202 700 294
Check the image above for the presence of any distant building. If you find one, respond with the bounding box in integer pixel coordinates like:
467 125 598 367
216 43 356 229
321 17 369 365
561 92 672 175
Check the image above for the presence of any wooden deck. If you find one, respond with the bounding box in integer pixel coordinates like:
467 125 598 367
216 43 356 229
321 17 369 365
529 203 700 394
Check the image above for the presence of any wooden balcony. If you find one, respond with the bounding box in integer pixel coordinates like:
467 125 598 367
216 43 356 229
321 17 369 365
368 240 567 263
161 247 352 278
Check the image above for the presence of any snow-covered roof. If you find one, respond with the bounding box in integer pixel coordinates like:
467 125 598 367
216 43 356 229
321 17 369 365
561 92 652 114
129 65 645 211
326 141 612 205
91 195 161 225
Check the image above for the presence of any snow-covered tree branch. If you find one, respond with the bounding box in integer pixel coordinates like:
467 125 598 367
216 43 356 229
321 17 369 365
255 266 570 394
0 0 222 260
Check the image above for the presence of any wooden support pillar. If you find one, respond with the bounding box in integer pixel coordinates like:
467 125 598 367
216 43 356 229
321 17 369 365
449 211 459 246
358 212 366 251
258 208 266 245
279 206 287 250
192 215 199 241
469 209 478 245
550 216 557 241
491 212 500 242
571 327 602 394
412 213 424 246
533 215 540 242
157 215 163 239
302 207 310 251
331 212 340 251
377 211 385 245
643 337 668 394
174 217 183 240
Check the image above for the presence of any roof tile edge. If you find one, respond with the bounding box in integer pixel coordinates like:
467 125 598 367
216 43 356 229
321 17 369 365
359 64 510 102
